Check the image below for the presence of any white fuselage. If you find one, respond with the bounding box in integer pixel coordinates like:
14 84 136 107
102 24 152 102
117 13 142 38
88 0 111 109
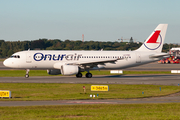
4 50 159 70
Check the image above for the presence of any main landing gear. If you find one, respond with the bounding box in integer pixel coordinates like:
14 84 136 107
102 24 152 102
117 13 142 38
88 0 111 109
76 72 82 78
25 69 30 78
86 73 92 78
76 72 92 78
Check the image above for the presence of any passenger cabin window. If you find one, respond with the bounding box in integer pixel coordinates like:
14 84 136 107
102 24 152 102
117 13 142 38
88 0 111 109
11 55 20 58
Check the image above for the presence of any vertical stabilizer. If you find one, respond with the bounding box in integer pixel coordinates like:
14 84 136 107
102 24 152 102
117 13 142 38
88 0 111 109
136 24 168 52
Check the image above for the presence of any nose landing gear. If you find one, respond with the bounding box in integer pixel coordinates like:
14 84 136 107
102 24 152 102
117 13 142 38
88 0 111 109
25 69 30 78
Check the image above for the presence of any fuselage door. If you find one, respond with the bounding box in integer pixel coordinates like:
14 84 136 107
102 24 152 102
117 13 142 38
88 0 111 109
136 52 141 63
26 52 32 63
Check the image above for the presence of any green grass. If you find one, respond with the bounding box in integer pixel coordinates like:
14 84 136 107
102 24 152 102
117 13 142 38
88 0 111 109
0 59 5 62
0 103 180 119
0 70 49 77
0 83 179 101
0 70 171 77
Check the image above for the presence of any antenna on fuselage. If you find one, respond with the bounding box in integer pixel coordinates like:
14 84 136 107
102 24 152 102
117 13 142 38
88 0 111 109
28 48 30 51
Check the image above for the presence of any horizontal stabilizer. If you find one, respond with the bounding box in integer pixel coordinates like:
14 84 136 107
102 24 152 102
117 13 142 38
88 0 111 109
149 53 170 58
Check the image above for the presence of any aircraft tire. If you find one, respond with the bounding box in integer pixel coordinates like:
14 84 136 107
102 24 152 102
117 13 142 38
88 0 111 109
76 73 82 78
86 73 92 78
25 74 29 78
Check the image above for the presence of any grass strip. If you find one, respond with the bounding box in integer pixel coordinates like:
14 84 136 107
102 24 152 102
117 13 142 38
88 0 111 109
0 103 180 119
0 59 5 62
0 70 171 77
0 83 179 101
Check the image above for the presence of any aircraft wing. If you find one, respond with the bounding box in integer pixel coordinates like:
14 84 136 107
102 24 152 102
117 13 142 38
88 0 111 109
149 53 170 58
66 58 122 65
53 58 123 69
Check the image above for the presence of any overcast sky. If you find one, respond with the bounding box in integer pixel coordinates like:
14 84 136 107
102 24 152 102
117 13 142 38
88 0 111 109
0 0 180 43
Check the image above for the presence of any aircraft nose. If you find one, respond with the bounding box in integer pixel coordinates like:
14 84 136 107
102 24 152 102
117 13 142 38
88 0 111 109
3 59 9 67
3 59 12 67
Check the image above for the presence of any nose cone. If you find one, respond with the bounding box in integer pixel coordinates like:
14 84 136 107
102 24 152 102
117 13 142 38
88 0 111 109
3 58 15 68
3 58 20 68
3 59 10 67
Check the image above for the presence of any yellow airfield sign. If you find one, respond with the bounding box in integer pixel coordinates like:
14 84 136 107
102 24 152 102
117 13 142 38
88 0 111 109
0 90 11 98
91 85 109 91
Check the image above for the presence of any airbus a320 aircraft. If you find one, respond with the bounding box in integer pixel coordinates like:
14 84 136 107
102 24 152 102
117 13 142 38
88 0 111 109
3 24 168 78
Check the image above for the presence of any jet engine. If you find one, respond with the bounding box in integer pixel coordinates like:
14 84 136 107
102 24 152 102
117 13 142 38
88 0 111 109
47 69 61 75
61 65 79 75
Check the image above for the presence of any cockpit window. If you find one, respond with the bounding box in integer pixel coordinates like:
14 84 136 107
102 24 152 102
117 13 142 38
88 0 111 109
10 55 20 58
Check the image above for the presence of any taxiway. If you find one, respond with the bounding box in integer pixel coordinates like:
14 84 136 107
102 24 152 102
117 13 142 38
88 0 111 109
0 74 180 86
1 61 180 106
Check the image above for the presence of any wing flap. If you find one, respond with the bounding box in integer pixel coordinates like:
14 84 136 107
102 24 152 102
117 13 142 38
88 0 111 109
53 58 123 69
66 58 122 65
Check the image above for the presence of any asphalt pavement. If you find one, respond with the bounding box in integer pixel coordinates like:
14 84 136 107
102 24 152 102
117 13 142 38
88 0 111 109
1 61 180 106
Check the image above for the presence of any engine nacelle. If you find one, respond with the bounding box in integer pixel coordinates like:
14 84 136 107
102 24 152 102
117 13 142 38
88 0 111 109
61 65 79 75
47 69 61 75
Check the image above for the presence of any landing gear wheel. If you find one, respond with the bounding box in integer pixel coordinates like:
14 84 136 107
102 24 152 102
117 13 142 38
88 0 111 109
25 74 29 78
86 73 92 78
76 73 82 78
25 69 30 78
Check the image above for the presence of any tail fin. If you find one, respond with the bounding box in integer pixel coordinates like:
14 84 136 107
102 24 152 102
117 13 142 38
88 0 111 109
136 24 168 52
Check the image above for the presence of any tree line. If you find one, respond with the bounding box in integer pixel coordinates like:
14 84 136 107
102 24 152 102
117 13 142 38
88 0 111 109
0 39 177 58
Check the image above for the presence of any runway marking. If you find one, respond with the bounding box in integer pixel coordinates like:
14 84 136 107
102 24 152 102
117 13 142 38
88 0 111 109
65 101 118 104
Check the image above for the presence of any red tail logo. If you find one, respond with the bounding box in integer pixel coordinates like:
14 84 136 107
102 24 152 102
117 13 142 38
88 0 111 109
147 30 161 43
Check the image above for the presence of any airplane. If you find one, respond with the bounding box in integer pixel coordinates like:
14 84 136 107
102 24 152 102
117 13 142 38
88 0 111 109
3 24 169 78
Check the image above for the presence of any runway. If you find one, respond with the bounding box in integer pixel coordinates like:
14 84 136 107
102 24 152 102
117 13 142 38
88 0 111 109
1 95 180 106
1 61 180 106
0 74 180 86
1 74 180 106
